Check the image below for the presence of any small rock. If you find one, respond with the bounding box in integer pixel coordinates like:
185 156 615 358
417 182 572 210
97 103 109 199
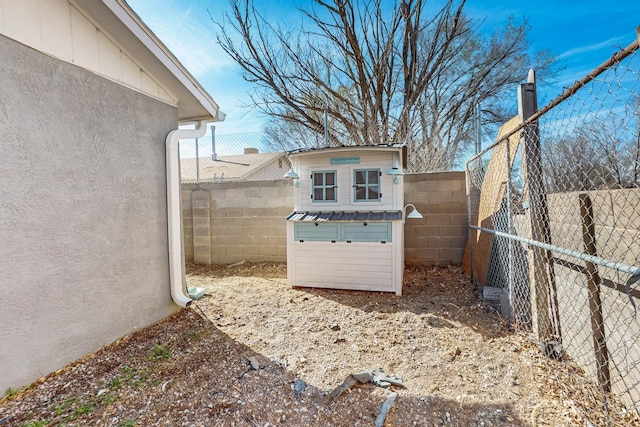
293 380 306 399
96 388 108 397
248 356 261 370
329 323 340 331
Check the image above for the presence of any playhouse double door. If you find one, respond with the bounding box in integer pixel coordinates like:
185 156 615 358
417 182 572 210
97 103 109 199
286 221 403 294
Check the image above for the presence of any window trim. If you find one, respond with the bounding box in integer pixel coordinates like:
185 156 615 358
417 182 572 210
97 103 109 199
311 170 337 203
353 168 381 202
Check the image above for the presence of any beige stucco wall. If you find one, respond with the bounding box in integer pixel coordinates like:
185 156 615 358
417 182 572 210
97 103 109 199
182 171 468 266
0 34 177 393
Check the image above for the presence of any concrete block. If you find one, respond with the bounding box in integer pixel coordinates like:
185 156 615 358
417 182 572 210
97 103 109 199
192 198 211 209
413 225 439 238
242 226 260 237
192 225 211 238
233 217 253 227
194 253 212 264
259 208 278 217
192 208 211 219
425 215 450 226
439 247 464 262
234 235 254 245
448 214 468 226
255 236 269 246
216 217 235 227
259 245 279 256
251 217 270 228
269 217 287 227
276 207 292 216
225 207 244 217
428 236 451 248
416 248 440 260
437 179 464 192
243 207 260 217
218 254 239 264
225 245 243 256
404 247 416 260
224 226 243 236
218 235 235 246
438 225 466 237
268 236 286 247
437 202 465 214
193 236 211 247
242 245 260 256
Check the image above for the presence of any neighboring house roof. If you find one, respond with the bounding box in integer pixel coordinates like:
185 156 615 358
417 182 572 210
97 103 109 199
181 152 288 183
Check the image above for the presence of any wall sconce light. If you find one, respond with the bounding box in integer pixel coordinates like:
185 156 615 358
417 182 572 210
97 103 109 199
387 158 403 184
283 167 300 179
403 203 423 224
283 156 300 180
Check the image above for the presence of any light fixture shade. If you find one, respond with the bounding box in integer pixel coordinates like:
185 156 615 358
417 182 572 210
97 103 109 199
283 167 300 179
386 158 404 175
403 203 423 223
406 208 423 219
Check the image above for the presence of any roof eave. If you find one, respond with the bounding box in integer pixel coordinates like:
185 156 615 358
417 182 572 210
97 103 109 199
76 0 224 122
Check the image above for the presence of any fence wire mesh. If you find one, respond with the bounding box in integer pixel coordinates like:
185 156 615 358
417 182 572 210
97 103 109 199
467 38 640 424
179 131 290 184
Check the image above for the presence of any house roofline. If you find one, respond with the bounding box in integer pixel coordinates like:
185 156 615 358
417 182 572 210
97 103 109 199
76 0 225 122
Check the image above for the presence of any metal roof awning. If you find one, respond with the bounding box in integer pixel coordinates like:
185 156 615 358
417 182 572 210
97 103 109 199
286 211 402 221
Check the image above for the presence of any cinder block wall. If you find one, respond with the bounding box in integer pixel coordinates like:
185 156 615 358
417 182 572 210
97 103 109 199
182 180 293 264
182 171 467 266
403 172 468 265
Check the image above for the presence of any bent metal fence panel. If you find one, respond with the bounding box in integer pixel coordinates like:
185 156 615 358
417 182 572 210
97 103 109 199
467 36 640 422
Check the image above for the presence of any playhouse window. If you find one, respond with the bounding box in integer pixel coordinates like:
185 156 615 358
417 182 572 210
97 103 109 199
312 171 337 202
354 169 380 201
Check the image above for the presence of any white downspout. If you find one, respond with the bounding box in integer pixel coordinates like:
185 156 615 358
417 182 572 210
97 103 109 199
166 120 209 307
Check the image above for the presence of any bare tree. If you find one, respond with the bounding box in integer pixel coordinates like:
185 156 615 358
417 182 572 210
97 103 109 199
542 114 640 192
216 0 556 171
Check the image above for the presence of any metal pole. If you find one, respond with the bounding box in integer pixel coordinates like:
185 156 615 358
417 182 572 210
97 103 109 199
211 125 217 161
579 193 611 395
195 137 200 184
505 139 514 321
465 163 474 284
324 107 329 147
468 224 640 276
519 69 561 357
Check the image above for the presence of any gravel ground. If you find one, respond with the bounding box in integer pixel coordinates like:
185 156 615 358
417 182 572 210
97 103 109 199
1 263 638 427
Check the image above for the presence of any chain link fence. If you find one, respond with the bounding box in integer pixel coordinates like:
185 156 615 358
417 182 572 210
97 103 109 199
467 35 640 424
179 130 290 183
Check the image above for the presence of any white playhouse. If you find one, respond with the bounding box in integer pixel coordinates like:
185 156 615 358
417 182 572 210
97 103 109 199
284 144 421 295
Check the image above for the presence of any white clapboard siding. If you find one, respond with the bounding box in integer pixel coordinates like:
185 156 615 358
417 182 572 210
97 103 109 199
289 241 397 292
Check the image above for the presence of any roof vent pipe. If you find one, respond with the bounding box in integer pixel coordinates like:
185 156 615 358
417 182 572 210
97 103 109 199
211 125 217 161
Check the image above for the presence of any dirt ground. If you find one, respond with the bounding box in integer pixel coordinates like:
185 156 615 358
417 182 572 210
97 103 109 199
1 263 639 427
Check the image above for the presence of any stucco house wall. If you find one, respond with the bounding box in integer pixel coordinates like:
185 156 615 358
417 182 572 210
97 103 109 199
0 33 178 392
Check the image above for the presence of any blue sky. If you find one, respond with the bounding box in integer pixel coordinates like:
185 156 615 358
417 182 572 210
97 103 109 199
127 0 639 137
